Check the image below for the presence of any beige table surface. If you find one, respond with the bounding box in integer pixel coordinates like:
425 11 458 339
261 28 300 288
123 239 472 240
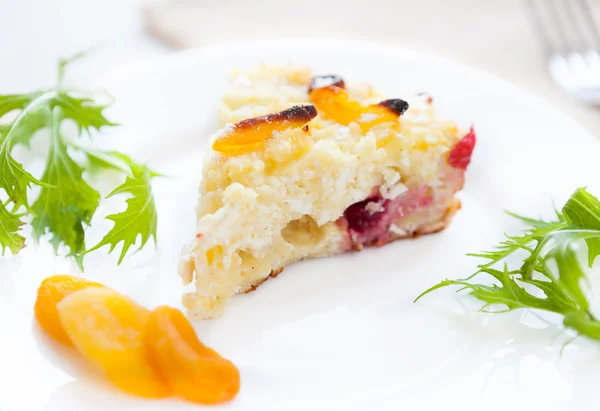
144 0 600 138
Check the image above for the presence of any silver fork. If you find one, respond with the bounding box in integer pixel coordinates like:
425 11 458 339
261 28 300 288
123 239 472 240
526 0 600 104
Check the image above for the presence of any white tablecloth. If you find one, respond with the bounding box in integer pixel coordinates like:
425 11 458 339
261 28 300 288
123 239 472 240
145 0 600 137
3 0 600 137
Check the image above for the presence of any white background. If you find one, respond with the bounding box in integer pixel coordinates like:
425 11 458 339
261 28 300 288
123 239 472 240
0 0 168 92
4 0 600 136
4 2 600 410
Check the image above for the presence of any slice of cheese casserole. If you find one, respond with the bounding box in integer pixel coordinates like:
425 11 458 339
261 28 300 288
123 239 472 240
179 65 476 319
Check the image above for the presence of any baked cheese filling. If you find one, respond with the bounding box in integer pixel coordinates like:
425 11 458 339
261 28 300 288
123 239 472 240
179 65 476 319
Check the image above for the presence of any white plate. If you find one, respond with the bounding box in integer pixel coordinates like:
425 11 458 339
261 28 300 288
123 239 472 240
3 39 600 411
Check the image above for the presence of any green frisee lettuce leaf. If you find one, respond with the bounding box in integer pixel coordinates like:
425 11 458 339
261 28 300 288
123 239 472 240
86 163 157 264
417 187 600 342
0 53 159 267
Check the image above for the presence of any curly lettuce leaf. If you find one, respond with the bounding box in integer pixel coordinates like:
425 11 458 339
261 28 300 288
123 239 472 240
86 163 157 264
31 108 100 268
0 201 25 256
417 187 600 343
563 187 600 267
0 52 159 264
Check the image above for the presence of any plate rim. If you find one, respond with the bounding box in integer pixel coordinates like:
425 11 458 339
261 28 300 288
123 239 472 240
7 38 600 411
102 37 599 146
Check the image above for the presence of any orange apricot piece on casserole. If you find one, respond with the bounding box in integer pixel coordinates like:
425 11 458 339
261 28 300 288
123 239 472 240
144 306 240 404
212 105 317 155
309 85 408 131
34 275 104 346
57 287 170 398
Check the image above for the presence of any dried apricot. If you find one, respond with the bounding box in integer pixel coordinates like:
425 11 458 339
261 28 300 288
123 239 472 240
57 287 170 398
144 306 240 404
309 86 408 131
34 275 104 346
212 105 316 155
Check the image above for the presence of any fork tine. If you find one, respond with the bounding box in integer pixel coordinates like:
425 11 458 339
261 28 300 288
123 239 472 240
563 0 590 51
526 0 600 55
574 0 600 51
527 0 600 103
525 0 559 57
544 0 573 55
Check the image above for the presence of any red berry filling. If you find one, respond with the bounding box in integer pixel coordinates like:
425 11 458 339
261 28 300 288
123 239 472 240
448 126 476 170
342 186 434 248
343 197 388 233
